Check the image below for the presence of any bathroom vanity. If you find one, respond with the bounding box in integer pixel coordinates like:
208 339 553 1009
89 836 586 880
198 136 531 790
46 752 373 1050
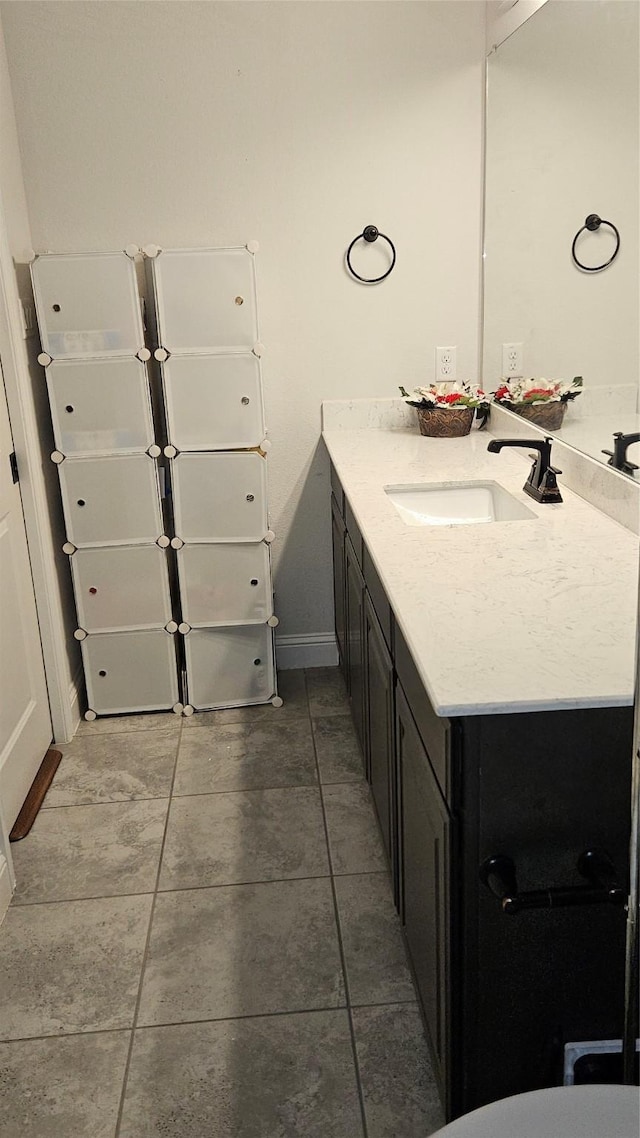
324 405 638 1120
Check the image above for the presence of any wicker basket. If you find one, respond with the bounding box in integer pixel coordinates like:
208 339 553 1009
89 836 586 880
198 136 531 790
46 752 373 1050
416 406 474 438
507 401 567 431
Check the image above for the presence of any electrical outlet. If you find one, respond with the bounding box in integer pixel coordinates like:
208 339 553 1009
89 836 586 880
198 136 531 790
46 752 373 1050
435 346 457 383
502 342 523 378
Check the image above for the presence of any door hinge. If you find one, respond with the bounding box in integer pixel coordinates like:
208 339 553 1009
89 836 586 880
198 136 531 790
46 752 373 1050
9 451 19 483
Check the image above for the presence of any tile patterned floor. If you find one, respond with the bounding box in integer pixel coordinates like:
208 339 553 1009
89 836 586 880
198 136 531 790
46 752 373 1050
0 668 444 1138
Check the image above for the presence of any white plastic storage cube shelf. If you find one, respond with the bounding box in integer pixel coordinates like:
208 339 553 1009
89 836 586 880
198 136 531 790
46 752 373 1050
162 354 265 451
71 545 172 633
46 357 155 456
82 629 179 715
171 452 268 542
177 543 272 627
58 454 164 547
31 252 144 358
150 247 258 352
184 625 275 709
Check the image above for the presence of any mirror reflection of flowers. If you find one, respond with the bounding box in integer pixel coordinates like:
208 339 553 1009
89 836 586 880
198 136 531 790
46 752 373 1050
399 381 490 410
493 376 583 405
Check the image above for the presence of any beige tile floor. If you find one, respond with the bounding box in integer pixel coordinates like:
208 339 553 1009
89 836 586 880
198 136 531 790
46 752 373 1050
0 668 444 1138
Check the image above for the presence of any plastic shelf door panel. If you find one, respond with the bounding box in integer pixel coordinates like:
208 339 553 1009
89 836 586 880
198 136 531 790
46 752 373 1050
162 353 265 451
185 625 275 709
171 452 268 543
58 455 163 547
71 545 172 633
31 252 144 358
82 630 179 714
177 542 272 627
150 247 258 353
46 357 155 456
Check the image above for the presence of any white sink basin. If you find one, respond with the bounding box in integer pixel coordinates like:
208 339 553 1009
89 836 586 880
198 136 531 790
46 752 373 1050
385 481 536 526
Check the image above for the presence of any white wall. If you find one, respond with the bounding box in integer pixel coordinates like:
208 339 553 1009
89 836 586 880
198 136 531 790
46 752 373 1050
2 0 485 645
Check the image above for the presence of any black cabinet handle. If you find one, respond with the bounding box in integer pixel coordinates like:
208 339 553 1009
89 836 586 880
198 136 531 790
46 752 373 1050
479 849 625 914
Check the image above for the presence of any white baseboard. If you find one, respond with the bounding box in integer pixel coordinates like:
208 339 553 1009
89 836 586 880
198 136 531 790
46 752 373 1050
0 855 12 927
276 632 338 670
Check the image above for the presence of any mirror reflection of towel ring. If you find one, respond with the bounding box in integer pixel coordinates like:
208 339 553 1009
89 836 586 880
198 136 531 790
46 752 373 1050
346 225 396 283
571 214 620 272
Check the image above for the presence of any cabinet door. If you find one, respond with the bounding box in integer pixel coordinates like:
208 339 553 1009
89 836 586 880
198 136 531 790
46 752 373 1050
162 354 265 451
32 252 144 358
364 592 395 877
58 454 164 547
177 542 272 626
72 545 172 632
82 629 179 715
184 625 275 710
331 494 346 674
171 452 268 543
150 247 258 353
46 357 155 456
396 682 450 1097
345 534 366 759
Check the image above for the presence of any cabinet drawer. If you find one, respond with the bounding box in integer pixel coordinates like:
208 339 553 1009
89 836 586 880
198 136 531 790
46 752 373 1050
363 546 392 653
395 625 451 805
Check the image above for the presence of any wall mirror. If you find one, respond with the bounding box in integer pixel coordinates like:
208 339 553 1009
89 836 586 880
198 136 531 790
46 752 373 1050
483 0 639 477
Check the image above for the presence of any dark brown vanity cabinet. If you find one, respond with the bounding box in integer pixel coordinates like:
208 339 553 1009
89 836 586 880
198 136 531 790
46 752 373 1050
396 683 452 1097
364 592 395 872
330 494 346 669
344 534 366 758
329 465 634 1121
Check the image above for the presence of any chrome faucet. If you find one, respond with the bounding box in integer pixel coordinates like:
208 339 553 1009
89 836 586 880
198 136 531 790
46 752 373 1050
487 436 563 503
601 432 640 476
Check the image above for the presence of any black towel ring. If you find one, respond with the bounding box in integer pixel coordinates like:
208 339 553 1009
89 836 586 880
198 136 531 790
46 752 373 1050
571 214 620 272
346 225 396 283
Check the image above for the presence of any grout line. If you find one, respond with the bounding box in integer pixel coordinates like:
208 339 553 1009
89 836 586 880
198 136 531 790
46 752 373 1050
4 1001 423 1047
38 777 367 811
179 711 351 733
113 717 184 1138
11 891 157 908
40 794 173 811
305 672 369 1138
75 722 183 740
0 1024 134 1046
0 999 421 1049
349 999 419 1012
10 869 387 909
7 890 158 909
170 778 365 798
155 872 332 894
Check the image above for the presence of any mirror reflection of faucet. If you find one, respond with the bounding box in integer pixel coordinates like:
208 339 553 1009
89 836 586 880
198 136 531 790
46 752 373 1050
602 431 640 477
487 436 563 503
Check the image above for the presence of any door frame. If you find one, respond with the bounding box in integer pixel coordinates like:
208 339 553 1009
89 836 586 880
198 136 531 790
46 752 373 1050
0 195 76 744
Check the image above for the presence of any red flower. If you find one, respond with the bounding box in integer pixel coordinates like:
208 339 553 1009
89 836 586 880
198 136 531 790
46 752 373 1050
441 392 462 404
494 385 510 400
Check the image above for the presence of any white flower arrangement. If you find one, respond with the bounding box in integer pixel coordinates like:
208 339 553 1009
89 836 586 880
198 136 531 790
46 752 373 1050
399 381 490 409
493 376 583 405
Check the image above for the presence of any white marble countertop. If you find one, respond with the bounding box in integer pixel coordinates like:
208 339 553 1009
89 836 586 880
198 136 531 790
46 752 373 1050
322 406 639 717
